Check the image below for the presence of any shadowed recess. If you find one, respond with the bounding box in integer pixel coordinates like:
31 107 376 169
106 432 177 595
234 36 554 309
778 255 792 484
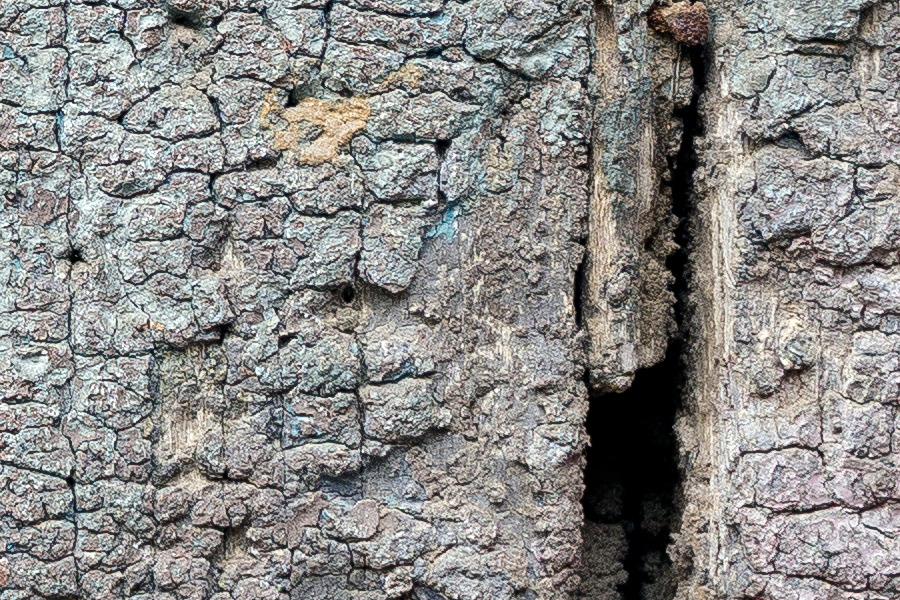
582 348 683 600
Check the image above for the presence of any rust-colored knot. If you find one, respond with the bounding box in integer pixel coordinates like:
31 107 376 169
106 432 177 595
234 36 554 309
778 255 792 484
648 1 709 46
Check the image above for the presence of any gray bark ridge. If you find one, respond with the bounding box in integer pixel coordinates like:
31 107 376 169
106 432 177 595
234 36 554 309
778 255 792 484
678 1 900 599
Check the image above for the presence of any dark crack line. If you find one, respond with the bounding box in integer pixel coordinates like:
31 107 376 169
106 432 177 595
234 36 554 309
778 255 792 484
669 44 706 333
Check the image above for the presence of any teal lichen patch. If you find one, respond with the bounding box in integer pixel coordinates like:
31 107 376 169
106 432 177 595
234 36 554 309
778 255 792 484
425 203 461 241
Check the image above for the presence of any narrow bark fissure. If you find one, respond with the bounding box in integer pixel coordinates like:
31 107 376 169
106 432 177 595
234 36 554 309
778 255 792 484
668 45 706 328
574 254 586 328
581 44 706 599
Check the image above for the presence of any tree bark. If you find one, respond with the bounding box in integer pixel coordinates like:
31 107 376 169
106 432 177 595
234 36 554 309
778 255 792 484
678 1 900 598
0 0 897 599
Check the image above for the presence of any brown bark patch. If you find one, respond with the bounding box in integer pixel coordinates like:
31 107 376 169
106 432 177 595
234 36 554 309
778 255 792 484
261 94 371 164
648 1 710 46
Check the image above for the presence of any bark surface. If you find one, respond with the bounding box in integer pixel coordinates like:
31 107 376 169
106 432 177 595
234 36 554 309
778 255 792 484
1 0 591 598
679 1 900 599
0 0 897 599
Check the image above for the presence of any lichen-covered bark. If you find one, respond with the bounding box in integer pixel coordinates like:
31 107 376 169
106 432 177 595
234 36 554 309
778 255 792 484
677 1 900 598
3 0 899 598
0 0 591 597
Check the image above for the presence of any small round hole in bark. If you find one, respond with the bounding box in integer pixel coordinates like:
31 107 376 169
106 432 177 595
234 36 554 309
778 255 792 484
340 285 356 304
169 10 202 29
66 248 84 263
278 333 297 348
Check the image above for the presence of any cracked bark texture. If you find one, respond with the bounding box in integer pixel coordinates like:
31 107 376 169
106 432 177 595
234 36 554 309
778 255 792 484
583 0 691 393
2 0 900 599
0 0 590 598
677 1 900 599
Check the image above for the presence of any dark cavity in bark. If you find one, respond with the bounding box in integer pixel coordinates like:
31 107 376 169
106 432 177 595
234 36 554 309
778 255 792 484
581 44 705 600
582 350 682 600
669 44 706 326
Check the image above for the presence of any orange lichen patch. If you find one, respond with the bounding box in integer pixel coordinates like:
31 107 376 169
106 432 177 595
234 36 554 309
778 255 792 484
260 93 371 164
378 63 423 92
648 1 709 46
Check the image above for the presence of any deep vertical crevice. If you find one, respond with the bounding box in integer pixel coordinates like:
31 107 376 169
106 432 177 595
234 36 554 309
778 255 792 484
581 44 706 600
574 254 586 328
582 351 682 600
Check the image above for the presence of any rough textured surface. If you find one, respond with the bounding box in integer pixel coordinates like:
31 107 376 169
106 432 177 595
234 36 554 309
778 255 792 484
677 1 900 599
0 0 591 597
3 0 900 598
583 0 692 393
648 1 710 47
